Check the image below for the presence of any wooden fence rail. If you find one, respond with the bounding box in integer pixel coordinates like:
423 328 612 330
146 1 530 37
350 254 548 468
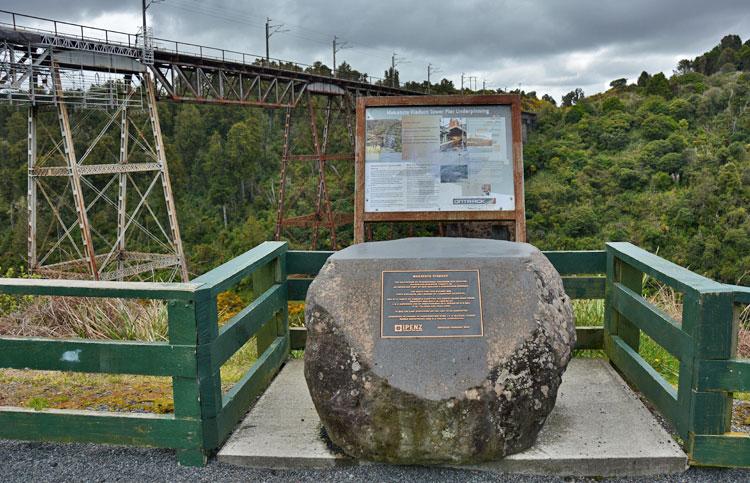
0 241 289 466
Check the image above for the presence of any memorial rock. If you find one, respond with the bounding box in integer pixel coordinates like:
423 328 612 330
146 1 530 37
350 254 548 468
303 238 575 464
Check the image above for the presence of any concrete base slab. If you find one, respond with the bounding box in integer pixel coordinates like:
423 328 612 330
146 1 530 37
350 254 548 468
218 358 687 477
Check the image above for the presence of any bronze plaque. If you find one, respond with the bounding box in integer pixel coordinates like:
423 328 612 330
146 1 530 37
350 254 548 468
381 270 484 338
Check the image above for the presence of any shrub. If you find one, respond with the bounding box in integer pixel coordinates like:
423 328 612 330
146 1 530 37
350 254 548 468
652 172 673 190
641 114 678 140
641 139 674 166
658 152 686 175
602 97 626 112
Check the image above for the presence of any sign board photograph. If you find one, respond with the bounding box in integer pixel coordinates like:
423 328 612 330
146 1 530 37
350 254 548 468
354 95 526 243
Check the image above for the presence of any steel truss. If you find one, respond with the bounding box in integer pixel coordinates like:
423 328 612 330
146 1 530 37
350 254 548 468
274 91 355 250
27 64 188 282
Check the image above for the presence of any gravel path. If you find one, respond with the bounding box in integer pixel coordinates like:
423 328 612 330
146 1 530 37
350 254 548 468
732 399 750 433
1 439 749 483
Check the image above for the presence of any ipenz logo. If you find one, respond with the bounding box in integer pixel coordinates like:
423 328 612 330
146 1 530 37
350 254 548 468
394 324 423 333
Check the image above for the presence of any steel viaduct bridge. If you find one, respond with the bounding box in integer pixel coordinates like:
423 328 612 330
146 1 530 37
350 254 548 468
0 10 417 282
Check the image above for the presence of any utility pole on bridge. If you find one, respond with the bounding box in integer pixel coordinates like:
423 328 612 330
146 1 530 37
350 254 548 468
140 0 162 64
427 63 440 93
390 52 408 87
265 17 288 65
332 35 350 77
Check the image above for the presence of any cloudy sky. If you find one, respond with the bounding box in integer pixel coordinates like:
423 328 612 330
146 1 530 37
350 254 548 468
4 1 750 101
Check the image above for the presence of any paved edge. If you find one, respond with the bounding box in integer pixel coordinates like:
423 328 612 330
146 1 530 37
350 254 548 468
218 358 688 477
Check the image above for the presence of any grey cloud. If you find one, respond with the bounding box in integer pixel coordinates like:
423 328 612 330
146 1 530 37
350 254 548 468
2 0 749 99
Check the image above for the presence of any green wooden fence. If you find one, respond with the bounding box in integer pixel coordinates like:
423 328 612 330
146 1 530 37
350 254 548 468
605 242 750 468
1 240 748 468
0 241 289 466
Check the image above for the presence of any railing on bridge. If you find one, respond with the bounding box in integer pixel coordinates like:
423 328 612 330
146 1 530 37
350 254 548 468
0 9 390 85
0 241 747 467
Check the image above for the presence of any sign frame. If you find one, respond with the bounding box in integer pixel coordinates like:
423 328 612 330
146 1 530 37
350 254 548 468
354 94 526 243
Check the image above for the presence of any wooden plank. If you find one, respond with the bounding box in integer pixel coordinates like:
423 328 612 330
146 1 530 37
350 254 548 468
211 283 285 369
728 285 750 304
562 276 605 299
608 335 684 438
193 241 287 296
0 337 196 377
611 283 692 360
290 326 306 350
575 326 603 350
691 434 750 467
253 261 278 357
0 406 201 449
166 296 202 430
287 278 313 301
683 290 733 437
616 256 642 351
0 277 197 300
604 249 616 339
691 390 733 435
287 250 333 275
694 291 737 360
697 359 750 392
544 251 606 275
191 287 221 451
606 242 723 296
362 210 519 222
217 336 287 443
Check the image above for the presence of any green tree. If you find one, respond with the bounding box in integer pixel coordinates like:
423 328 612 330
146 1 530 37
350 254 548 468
675 59 692 75
645 72 672 98
609 78 627 89
637 71 651 87
561 88 584 107
641 114 678 140
542 94 556 105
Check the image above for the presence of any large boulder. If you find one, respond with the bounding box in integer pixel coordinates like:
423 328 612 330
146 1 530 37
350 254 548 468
303 238 575 464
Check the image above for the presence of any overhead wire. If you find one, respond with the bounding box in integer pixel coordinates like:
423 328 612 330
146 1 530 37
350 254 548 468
158 0 404 76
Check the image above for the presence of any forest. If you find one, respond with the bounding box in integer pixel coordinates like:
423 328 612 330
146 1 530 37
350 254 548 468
0 34 748 286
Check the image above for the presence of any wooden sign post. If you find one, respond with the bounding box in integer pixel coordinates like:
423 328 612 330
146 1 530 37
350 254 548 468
354 94 526 243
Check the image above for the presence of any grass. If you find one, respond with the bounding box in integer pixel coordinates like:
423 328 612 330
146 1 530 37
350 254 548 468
0 296 167 341
572 298 607 358
0 290 295 413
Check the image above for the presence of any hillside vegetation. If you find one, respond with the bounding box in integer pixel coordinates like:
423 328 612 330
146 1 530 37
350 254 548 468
524 36 750 285
0 35 747 285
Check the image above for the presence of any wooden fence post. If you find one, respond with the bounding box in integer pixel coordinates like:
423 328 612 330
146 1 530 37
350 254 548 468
685 288 737 460
253 251 289 356
168 292 208 466
605 246 641 354
194 286 223 454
